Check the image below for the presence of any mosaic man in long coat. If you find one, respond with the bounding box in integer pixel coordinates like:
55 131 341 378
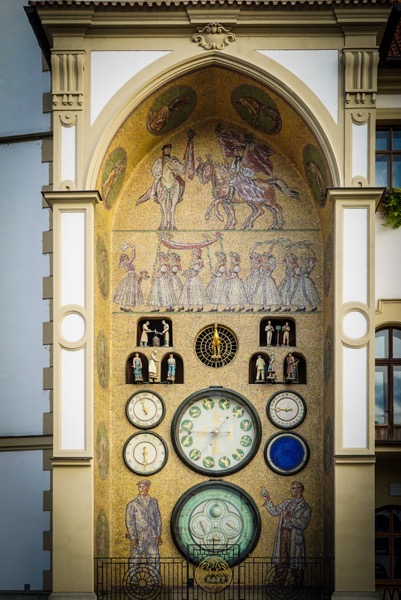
126 480 162 571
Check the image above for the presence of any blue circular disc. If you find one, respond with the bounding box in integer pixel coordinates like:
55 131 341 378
265 433 309 475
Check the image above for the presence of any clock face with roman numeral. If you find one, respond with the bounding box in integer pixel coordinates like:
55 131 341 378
126 390 165 429
171 388 261 476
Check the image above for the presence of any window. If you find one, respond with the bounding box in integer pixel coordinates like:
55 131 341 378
375 506 401 585
375 327 401 442
375 127 401 188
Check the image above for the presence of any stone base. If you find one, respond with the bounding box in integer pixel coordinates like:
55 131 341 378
332 592 380 600
49 595 97 600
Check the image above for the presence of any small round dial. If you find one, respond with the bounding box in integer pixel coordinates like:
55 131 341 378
264 432 309 476
267 390 306 429
123 432 168 475
171 480 261 565
126 390 166 429
171 387 261 476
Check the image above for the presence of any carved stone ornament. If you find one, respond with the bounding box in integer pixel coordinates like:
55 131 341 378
344 49 378 107
51 51 85 110
192 23 236 51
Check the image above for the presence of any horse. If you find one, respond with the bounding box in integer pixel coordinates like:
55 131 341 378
137 155 186 230
195 156 299 230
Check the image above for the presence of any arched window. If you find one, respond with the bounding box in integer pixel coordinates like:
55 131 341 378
375 327 401 442
375 506 401 585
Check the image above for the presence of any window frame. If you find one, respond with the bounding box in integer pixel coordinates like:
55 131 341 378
375 326 401 443
375 505 401 587
375 126 401 188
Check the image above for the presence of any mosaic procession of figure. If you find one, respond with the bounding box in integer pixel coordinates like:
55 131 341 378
113 236 321 313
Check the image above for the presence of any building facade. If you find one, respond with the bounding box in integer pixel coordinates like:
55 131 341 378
1 0 401 598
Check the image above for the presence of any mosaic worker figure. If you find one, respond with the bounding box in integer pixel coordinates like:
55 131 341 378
126 480 162 572
261 481 311 586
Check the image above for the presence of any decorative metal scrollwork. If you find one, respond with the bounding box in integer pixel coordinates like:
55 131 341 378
122 564 162 600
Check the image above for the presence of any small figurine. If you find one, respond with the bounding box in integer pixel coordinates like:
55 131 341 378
266 352 277 381
275 325 281 347
212 324 221 359
167 353 176 383
265 320 274 346
255 354 266 382
161 320 170 347
285 353 299 381
140 321 152 347
282 322 291 346
149 350 159 383
132 353 143 383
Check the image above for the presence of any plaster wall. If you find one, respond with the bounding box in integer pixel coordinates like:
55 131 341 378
0 0 50 136
0 142 49 436
0 451 50 590
0 1 51 592
375 216 401 303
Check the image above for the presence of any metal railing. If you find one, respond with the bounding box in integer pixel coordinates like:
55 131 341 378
95 556 333 600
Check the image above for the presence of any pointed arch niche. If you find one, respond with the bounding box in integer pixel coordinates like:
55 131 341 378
92 63 336 560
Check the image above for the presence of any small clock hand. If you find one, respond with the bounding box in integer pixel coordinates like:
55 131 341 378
212 416 230 435
142 446 148 465
274 407 293 413
140 399 148 415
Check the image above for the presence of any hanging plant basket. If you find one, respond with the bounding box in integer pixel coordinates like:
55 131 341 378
377 188 401 229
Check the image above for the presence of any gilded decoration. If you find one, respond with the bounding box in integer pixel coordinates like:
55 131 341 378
95 67 328 561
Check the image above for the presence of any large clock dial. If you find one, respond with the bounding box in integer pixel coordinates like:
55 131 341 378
126 389 166 429
171 480 261 565
171 387 261 476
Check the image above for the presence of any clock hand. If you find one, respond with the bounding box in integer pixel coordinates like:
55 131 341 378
140 399 148 415
212 416 230 435
142 445 148 465
274 407 293 413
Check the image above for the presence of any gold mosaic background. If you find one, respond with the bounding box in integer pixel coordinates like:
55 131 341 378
94 65 335 561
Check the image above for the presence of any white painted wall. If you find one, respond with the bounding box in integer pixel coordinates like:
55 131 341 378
0 0 50 592
375 214 401 302
0 142 49 436
0 452 50 590
0 0 50 136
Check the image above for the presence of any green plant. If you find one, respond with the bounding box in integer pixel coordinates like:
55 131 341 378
378 187 401 228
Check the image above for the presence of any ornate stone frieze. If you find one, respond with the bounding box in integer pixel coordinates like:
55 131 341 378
192 23 236 51
344 49 379 107
51 51 85 110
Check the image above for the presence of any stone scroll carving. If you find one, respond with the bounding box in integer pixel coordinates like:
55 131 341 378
192 23 236 51
344 49 379 107
51 51 85 110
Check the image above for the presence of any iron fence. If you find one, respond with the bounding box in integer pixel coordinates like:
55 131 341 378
95 556 333 600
